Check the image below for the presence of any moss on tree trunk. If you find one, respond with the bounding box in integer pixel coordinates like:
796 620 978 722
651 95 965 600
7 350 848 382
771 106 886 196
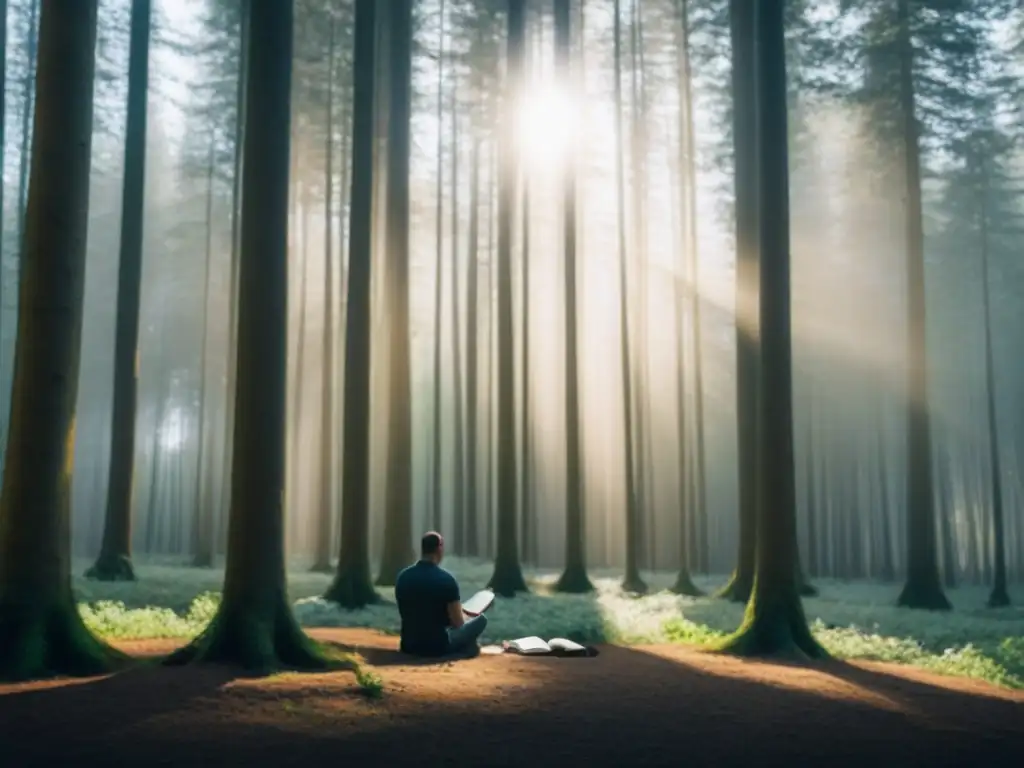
0 0 123 682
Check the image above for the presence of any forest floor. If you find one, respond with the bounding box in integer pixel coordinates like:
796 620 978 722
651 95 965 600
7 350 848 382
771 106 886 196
71 558 1024 689
1 627 1022 767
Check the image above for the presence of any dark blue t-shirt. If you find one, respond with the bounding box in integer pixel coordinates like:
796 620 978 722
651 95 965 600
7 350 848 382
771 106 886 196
395 560 461 656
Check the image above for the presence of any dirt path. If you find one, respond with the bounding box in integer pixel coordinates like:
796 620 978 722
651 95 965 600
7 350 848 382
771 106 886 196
1 628 1021 767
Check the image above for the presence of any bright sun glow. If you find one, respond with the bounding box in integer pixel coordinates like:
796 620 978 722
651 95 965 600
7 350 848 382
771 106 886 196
516 82 578 169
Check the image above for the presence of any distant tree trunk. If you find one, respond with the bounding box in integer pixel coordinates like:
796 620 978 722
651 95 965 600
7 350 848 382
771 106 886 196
894 0 949 611
325 0 380 609
629 0 653 571
312 17 337 574
430 0 446 533
87 0 152 583
519 132 533 564
717 0 824 660
553 0 593 594
875 404 896 581
449 75 466 552
804 417 818 578
487 0 529 596
0 0 121 681
670 0 701 596
192 131 217 568
718 0 757 604
977 169 1009 607
218 0 249 552
484 140 497 559
288 181 311 534
464 132 481 557
613 0 645 595
16 0 37 242
376 0 416 587
167 0 330 672
678 0 708 573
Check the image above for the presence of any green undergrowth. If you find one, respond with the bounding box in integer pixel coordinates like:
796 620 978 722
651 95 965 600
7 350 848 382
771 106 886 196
71 557 1024 689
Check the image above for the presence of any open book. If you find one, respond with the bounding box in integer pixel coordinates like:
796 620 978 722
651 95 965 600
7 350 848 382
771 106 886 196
461 589 495 617
503 636 597 657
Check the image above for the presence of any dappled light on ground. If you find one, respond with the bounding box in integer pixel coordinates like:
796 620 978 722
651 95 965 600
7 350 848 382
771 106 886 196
69 558 1024 690
1 627 1022 766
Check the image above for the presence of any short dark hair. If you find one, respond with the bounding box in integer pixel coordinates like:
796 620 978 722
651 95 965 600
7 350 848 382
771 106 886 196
421 531 443 555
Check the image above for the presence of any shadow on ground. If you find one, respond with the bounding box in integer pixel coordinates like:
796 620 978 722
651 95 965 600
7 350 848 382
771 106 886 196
1 621 1022 768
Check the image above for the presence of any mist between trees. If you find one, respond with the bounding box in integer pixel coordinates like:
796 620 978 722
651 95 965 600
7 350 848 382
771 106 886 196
1 0 1021 596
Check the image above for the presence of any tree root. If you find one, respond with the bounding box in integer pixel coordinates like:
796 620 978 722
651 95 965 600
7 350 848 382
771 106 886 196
553 566 595 594
323 565 381 610
84 553 136 582
163 602 345 674
0 601 125 681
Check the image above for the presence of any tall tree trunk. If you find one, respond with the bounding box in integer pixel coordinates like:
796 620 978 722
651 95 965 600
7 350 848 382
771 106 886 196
430 0 446 533
376 0 416 586
613 0 645 595
978 170 1009 607
553 0 593 594
678 0 708 573
312 18 338 574
464 133 481 557
325 0 380 608
519 16 536 565
288 181 311 536
894 0 949 611
670 0 701 596
717 0 824 660
192 131 217 568
629 0 653 572
0 0 120 681
718 0 758 603
487 0 530 596
87 0 152 582
167 0 330 672
449 74 466 552
218 0 249 553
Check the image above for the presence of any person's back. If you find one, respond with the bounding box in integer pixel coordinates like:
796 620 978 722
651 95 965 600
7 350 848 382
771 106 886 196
395 531 487 657
395 559 459 655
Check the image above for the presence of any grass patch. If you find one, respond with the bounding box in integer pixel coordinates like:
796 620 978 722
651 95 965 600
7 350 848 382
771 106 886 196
71 557 1024 689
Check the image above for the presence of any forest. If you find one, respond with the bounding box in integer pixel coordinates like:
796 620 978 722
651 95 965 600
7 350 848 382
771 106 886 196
0 0 1023 760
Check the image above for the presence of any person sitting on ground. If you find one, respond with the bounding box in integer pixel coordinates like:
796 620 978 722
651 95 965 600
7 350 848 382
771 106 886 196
395 531 488 657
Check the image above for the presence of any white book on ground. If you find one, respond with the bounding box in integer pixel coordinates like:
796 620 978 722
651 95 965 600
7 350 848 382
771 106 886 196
506 636 551 654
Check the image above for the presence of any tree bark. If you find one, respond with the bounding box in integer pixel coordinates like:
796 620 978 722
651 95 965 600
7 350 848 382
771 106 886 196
166 0 332 672
553 0 593 594
192 131 217 568
612 0 645 595
312 17 338 574
376 0 416 586
716 0 825 660
0 0 122 681
87 0 152 582
325 0 381 609
488 0 529 596
718 0 758 604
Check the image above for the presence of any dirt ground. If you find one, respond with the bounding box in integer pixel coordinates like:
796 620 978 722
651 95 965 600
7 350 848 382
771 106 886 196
1 628 1021 767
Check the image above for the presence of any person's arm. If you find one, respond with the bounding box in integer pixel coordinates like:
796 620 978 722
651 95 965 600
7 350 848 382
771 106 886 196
446 600 466 629
445 576 465 628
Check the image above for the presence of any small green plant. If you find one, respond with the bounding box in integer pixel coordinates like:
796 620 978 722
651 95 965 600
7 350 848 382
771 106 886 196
354 666 384 699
